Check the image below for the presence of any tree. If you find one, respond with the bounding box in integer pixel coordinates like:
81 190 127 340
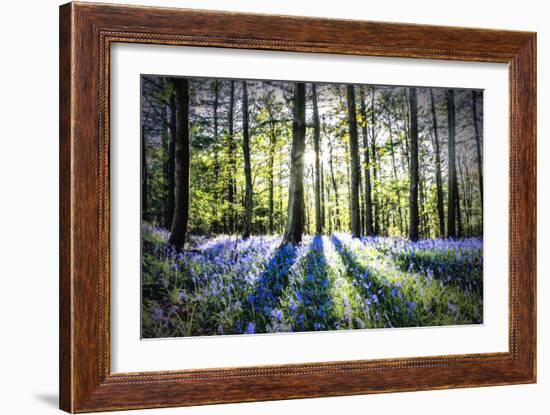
242 81 253 239
165 86 176 229
168 78 190 249
211 80 221 232
359 87 374 236
370 87 380 235
472 90 483 210
429 88 445 237
346 85 361 238
312 84 323 234
282 83 306 245
408 88 419 241
446 89 457 238
327 122 341 231
141 118 148 221
385 95 404 235
227 80 236 233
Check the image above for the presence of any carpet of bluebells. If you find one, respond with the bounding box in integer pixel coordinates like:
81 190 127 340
142 224 483 338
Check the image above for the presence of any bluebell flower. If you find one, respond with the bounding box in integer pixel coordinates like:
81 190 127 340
271 308 283 322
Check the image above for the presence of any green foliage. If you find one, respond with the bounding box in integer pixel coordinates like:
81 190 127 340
141 225 482 337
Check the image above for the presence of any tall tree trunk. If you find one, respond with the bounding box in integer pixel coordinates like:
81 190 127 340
408 88 420 241
164 90 176 230
168 78 190 249
227 81 236 233
278 157 284 234
359 87 374 236
328 134 340 231
388 114 404 235
370 88 379 235
419 168 430 238
326 174 332 233
429 88 445 237
446 89 457 238
268 116 276 234
141 119 148 221
346 85 361 238
312 84 323 234
212 80 220 233
455 155 463 237
400 89 411 170
458 154 471 236
282 82 307 245
472 90 484 211
242 81 253 239
320 153 326 231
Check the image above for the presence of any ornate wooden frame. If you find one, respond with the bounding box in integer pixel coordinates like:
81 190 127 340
59 2 536 412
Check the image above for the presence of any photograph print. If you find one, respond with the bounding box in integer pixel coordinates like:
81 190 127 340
141 76 484 338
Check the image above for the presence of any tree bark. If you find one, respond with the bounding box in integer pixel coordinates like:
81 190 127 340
388 113 404 235
163 89 176 230
370 88 380 235
282 82 306 245
141 117 148 221
312 84 323 234
227 81 236 233
242 81 253 239
429 89 445 237
408 88 419 241
346 85 361 238
168 78 190 249
472 90 484 211
328 132 341 231
446 89 457 238
212 80 220 233
359 87 374 236
268 117 276 234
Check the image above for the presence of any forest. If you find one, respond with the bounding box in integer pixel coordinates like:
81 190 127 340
141 76 484 338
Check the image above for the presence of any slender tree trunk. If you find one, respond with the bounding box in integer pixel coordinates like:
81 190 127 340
429 89 445 237
326 175 332 233
446 89 457 238
388 114 404 235
278 156 284 234
268 117 276 234
370 88 379 235
329 135 340 231
346 85 361 238
242 81 253 239
419 169 430 238
472 90 484 211
458 155 471 236
212 80 220 233
359 87 374 235
455 156 463 237
141 119 148 221
282 82 307 245
163 90 176 230
401 89 411 170
227 81 236 233
408 88 420 241
168 78 190 249
320 155 326 231
312 84 323 234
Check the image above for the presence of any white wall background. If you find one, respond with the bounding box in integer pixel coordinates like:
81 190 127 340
0 0 546 414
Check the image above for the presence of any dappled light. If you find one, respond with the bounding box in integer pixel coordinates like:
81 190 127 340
142 226 482 337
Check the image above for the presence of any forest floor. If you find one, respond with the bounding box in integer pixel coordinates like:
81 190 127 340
141 223 483 338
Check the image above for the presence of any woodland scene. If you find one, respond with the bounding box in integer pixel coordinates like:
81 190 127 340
141 75 483 338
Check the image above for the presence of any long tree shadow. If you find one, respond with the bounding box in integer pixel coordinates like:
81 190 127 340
330 234 413 328
282 236 335 333
241 240 299 333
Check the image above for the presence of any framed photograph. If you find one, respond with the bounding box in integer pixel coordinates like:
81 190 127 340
59 2 536 412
